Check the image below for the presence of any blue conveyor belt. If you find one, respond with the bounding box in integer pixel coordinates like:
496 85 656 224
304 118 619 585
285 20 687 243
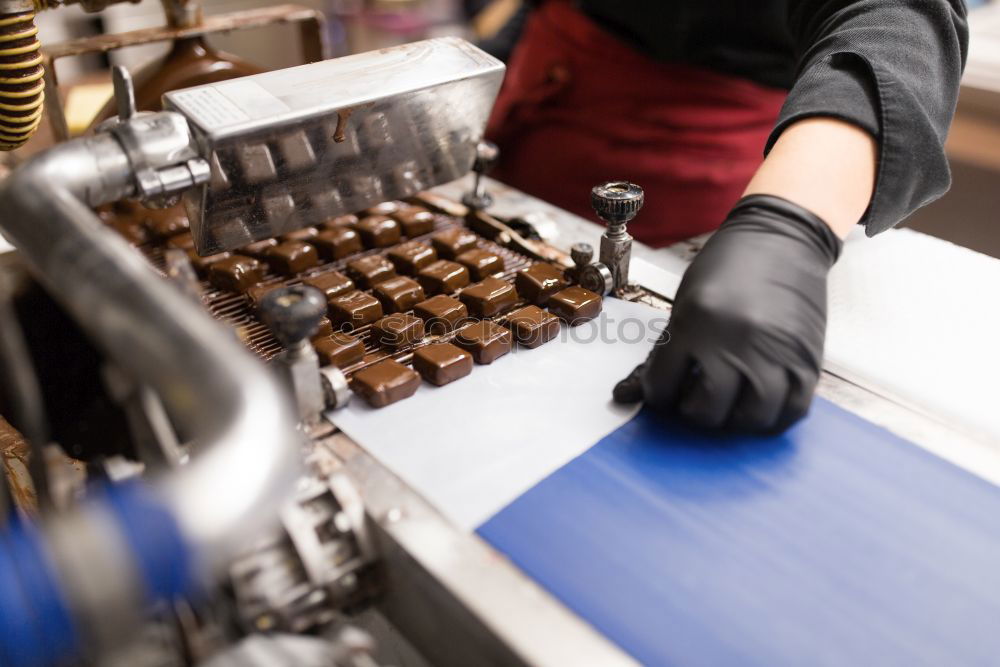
478 398 1000 666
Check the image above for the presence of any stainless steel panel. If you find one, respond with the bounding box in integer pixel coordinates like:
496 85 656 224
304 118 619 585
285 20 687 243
164 37 505 256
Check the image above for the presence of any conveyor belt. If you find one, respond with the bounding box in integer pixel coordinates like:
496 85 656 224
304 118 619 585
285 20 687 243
479 399 1000 666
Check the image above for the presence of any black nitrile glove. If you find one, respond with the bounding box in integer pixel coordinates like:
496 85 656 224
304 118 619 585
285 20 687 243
614 194 843 433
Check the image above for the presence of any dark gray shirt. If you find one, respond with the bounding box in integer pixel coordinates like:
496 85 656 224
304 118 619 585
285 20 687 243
484 1 969 235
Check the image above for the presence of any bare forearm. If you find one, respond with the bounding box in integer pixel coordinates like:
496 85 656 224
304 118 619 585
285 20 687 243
743 117 877 239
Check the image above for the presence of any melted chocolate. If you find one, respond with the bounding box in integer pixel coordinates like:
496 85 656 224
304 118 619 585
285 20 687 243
303 271 355 300
266 241 319 276
548 286 602 325
314 331 365 368
431 227 479 259
347 255 397 288
416 260 470 296
414 295 468 335
311 227 363 261
356 215 402 248
371 313 425 349
352 359 421 408
506 305 561 349
456 248 505 280
373 276 425 313
454 320 512 364
515 263 568 306
413 343 473 386
459 277 519 318
143 205 190 239
387 241 438 275
328 290 383 330
208 255 265 293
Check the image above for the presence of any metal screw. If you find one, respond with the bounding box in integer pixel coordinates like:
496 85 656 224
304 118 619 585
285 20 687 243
570 242 594 268
462 140 499 211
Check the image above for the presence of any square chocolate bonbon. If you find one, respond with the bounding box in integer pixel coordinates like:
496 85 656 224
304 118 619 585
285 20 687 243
387 241 437 275
238 238 279 259
347 255 396 288
303 271 354 300
355 215 402 248
314 332 365 368
280 227 318 242
371 313 425 349
459 277 518 318
456 249 504 280
431 227 478 259
266 241 319 275
352 359 421 408
506 305 561 349
328 290 383 330
413 343 472 386
413 295 468 335
143 206 190 239
548 286 602 325
515 263 568 306
321 214 358 230
311 227 363 261
188 250 231 277
373 276 425 313
416 260 470 295
454 321 512 364
393 205 435 237
208 255 265 293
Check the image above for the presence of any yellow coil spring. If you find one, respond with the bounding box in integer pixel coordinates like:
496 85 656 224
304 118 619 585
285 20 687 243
0 10 44 151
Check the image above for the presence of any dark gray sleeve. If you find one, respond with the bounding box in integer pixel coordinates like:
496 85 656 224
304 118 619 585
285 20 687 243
766 0 969 235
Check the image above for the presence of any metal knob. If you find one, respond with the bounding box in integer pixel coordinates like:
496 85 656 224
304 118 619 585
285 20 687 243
570 242 594 268
591 181 644 227
259 285 327 349
462 140 499 211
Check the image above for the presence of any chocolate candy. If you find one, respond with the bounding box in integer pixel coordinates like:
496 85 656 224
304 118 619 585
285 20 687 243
432 227 479 259
414 295 468 335
311 317 334 342
246 283 280 312
454 321 512 364
387 241 437 275
328 290 383 330
371 313 425 349
352 359 421 408
208 255 265 293
456 248 504 280
321 214 359 230
393 206 435 237
515 263 568 306
143 205 190 239
363 201 402 217
238 238 279 259
166 233 195 251
188 250 231 276
266 241 319 275
303 271 354 300
280 227 319 242
548 286 602 325
311 227 362 261
347 255 396 288
314 331 365 368
459 277 518 318
413 343 472 386
506 305 561 349
355 215 402 248
109 219 149 245
416 260 470 295
373 276 425 313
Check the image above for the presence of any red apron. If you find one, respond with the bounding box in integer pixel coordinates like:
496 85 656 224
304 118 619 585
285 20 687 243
486 1 788 247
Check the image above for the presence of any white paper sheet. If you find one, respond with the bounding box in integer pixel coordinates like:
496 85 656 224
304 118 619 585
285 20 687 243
329 298 667 529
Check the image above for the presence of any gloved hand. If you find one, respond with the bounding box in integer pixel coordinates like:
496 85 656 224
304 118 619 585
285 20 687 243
614 194 843 432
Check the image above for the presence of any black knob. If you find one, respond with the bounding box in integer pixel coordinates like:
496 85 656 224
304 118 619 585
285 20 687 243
570 242 594 267
259 285 327 348
591 181 644 225
471 140 499 175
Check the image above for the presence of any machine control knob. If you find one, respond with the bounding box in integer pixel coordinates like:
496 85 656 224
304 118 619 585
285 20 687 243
259 285 327 349
570 242 594 268
591 181 645 227
463 140 500 211
579 262 614 296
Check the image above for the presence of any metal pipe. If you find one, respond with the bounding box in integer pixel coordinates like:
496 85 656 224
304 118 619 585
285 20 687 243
0 131 303 639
